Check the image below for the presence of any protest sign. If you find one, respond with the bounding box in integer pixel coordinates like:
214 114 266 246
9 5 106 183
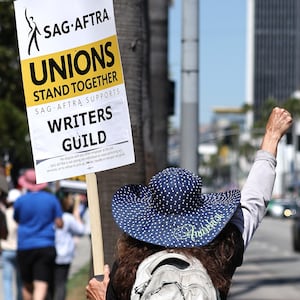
14 0 135 183
14 0 135 276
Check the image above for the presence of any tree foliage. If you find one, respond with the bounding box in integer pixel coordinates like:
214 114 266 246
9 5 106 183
0 3 32 182
283 97 300 117
0 3 24 108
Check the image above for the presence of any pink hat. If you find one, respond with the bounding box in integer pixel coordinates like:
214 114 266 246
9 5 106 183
18 169 48 192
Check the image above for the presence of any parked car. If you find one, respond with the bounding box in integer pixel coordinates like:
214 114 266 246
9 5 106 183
266 199 297 218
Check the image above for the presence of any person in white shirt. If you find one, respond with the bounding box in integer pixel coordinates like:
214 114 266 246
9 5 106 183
54 190 86 300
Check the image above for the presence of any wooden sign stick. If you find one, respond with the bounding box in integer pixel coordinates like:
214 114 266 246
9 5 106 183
86 172 104 278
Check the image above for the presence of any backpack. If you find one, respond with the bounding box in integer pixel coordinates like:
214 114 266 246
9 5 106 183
131 250 220 300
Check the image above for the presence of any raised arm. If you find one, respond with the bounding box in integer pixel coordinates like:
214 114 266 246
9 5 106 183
231 107 293 247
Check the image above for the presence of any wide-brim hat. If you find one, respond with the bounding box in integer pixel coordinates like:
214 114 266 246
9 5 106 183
112 167 241 248
18 169 48 192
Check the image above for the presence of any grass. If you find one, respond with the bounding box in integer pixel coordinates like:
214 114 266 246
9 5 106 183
66 262 91 300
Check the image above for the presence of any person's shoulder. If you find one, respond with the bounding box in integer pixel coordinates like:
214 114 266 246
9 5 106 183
37 191 61 206
14 193 27 204
39 190 58 199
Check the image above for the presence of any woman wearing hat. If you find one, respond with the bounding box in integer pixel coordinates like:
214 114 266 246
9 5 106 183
86 107 293 300
13 169 63 300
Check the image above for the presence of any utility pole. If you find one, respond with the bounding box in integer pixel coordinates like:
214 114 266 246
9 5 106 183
180 0 199 174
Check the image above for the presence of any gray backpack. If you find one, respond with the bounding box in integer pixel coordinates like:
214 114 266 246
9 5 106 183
131 250 220 300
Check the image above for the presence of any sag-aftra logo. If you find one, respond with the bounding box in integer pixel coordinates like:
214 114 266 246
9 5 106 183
25 7 110 56
21 6 121 106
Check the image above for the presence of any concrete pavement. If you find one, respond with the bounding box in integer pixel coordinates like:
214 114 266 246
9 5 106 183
69 234 91 278
0 234 91 300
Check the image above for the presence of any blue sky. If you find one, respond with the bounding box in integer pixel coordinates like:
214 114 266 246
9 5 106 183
168 0 246 126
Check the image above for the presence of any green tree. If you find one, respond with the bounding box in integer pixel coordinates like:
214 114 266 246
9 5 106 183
0 3 32 183
283 97 300 117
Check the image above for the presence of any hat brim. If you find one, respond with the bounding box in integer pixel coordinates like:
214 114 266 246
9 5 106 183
18 176 48 192
112 185 241 248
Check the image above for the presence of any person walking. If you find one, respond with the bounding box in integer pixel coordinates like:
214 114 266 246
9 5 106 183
86 107 293 300
14 168 63 300
0 173 9 241
0 188 22 300
54 190 86 300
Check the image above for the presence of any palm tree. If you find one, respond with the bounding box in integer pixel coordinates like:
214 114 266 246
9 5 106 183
95 0 151 267
149 0 170 172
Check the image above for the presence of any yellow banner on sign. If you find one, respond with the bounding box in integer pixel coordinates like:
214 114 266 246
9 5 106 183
21 35 123 107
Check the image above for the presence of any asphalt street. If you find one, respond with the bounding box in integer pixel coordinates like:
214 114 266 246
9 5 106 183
228 217 300 299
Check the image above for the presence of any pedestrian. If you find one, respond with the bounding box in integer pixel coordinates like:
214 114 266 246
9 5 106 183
54 190 86 300
85 107 293 300
0 173 9 241
0 188 23 300
14 168 63 300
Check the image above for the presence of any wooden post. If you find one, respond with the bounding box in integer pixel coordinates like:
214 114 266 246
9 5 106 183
86 172 104 277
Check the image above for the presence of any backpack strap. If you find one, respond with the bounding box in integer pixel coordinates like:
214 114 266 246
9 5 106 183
141 250 192 274
151 257 190 274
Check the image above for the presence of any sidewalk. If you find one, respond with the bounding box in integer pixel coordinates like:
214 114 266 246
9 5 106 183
69 234 91 278
0 235 91 300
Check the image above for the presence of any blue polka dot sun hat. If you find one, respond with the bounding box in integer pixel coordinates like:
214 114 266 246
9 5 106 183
112 167 241 248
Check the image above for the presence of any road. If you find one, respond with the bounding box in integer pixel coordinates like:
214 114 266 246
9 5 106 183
228 217 300 299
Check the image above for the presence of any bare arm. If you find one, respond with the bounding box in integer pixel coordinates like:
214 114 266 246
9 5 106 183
231 107 293 247
55 217 63 229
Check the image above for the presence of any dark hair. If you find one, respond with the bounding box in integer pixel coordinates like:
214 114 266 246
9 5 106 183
56 189 73 213
112 223 244 299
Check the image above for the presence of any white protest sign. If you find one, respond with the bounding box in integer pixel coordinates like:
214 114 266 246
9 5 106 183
14 0 135 183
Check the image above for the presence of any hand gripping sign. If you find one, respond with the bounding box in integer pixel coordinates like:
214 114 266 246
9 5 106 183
14 0 135 278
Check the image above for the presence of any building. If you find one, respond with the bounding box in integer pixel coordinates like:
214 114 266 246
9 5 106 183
245 0 300 196
246 0 300 125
